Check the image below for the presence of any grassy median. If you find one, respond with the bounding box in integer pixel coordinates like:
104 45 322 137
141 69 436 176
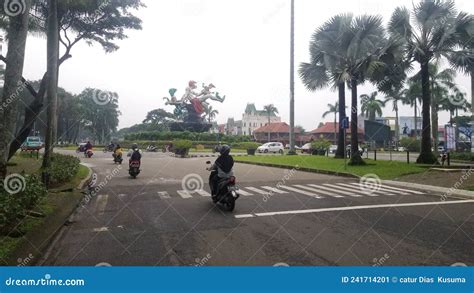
235 155 431 180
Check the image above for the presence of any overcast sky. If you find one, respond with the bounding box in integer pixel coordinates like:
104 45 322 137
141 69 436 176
16 0 474 131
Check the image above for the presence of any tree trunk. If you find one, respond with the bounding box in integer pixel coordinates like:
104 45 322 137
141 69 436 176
432 104 439 151
42 0 60 169
395 103 399 147
471 72 473 118
417 60 437 164
268 115 271 142
333 112 337 145
414 100 417 139
0 0 32 177
349 79 364 165
335 82 346 158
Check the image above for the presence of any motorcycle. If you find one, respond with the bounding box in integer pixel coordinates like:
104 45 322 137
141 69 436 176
146 145 157 152
84 149 94 158
103 144 115 153
113 153 123 164
129 160 141 178
206 161 239 212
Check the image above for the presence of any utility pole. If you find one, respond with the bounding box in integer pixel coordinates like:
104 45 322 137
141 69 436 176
288 0 296 155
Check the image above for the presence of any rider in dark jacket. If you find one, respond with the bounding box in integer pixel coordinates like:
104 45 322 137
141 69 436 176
210 145 234 195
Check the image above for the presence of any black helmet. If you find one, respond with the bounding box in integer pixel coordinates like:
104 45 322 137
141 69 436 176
219 145 231 156
132 143 138 150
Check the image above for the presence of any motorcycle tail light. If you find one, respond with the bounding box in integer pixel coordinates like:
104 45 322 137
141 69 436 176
229 176 236 184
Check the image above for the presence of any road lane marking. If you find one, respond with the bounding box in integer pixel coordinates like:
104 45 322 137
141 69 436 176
308 184 354 197
96 194 109 216
238 189 254 196
196 190 211 197
378 184 425 194
294 185 344 198
234 200 474 218
177 190 192 199
157 191 171 199
279 186 323 199
320 184 363 197
336 183 388 196
261 186 289 194
245 187 270 195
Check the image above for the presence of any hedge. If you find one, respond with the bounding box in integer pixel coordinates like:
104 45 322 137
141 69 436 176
124 131 252 143
44 154 81 186
0 174 48 234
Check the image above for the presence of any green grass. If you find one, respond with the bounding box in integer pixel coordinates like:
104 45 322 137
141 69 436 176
235 155 431 180
189 148 247 153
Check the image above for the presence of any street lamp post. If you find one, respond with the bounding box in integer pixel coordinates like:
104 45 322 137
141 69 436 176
288 0 296 155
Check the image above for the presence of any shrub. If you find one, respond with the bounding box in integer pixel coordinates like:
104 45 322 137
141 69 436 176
44 154 80 185
195 144 205 151
173 139 193 150
399 137 421 152
311 139 331 150
0 174 48 234
238 142 260 150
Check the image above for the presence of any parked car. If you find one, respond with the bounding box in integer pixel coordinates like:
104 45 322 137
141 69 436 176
397 146 406 152
301 143 312 154
437 146 445 152
257 142 284 154
328 145 338 154
346 144 364 155
21 136 44 151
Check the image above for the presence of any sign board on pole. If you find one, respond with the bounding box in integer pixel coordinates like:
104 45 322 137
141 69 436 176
341 117 349 129
445 125 456 151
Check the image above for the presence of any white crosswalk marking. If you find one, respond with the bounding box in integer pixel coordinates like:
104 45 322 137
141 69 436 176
336 183 391 196
333 183 380 197
348 183 411 195
157 191 171 199
261 186 289 194
279 186 323 199
196 190 211 197
294 185 344 198
317 184 363 197
157 182 425 200
177 190 192 199
245 187 270 195
237 189 253 196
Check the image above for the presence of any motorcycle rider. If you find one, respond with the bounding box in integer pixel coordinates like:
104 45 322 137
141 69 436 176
84 141 93 156
113 144 123 163
127 143 142 161
209 145 234 197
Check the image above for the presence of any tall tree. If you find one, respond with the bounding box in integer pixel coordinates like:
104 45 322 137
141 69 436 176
384 88 405 145
204 105 219 124
263 104 278 142
42 0 60 169
360 92 385 121
403 79 422 139
322 102 339 145
0 0 32 177
299 14 353 159
1 0 144 161
389 0 472 163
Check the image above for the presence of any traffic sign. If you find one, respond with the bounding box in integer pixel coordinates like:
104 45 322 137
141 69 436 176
341 117 349 129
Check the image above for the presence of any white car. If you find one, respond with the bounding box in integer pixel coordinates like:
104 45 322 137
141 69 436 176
257 142 284 154
329 145 338 154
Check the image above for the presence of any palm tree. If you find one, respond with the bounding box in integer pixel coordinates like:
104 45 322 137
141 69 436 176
299 14 352 159
360 92 384 121
263 104 279 142
205 106 219 123
389 0 472 164
402 79 422 139
384 88 405 146
322 102 339 145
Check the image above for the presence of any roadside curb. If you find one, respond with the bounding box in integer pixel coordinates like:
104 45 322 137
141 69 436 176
383 180 474 200
77 164 93 190
235 160 359 178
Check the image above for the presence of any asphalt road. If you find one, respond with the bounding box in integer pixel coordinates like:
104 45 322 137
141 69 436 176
42 150 474 266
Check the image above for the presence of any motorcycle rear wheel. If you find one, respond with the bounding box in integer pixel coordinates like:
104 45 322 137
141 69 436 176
223 195 235 212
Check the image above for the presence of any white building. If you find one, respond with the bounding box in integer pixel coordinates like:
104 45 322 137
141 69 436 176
241 104 281 136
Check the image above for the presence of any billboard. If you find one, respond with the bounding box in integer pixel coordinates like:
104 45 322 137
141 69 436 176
399 117 422 137
445 125 456 150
